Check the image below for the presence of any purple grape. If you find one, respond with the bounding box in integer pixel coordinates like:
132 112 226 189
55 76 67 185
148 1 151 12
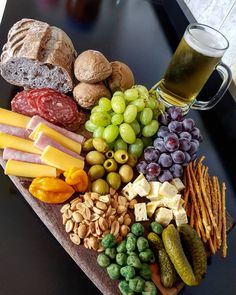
146 162 161 177
179 131 192 141
144 147 160 163
157 126 169 138
164 133 179 152
179 138 191 151
170 164 183 178
191 127 202 140
167 106 183 121
136 161 147 174
168 121 183 134
153 138 167 153
158 153 173 168
198 134 203 142
182 118 195 131
189 141 198 155
191 139 199 149
183 152 191 166
158 112 170 125
146 174 158 182
191 153 197 161
171 150 185 164
158 169 173 182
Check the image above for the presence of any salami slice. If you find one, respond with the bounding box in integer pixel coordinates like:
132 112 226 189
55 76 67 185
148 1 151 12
62 110 87 131
27 88 56 111
11 90 38 117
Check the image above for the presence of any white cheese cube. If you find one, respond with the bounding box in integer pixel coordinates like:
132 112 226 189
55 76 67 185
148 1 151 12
173 207 188 227
171 178 185 192
133 173 145 183
121 182 138 201
159 181 178 198
155 207 173 226
164 194 184 210
147 182 161 199
134 203 148 221
132 178 151 197
146 201 163 218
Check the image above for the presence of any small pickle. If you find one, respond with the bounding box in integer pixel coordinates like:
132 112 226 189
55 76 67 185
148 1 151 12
29 177 74 203
105 248 117 260
64 167 88 192
120 265 136 280
107 263 121 280
97 253 110 268
102 234 117 249
119 280 135 295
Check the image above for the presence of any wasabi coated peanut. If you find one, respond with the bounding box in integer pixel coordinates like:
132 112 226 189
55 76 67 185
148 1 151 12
139 263 151 280
97 253 110 268
137 237 149 252
129 276 145 292
151 222 163 235
139 249 155 263
116 253 127 266
126 235 137 252
127 251 137 256
117 240 127 253
105 247 117 259
102 234 116 249
120 265 136 280
127 254 142 269
119 280 135 295
107 263 121 280
131 223 144 237
142 281 157 295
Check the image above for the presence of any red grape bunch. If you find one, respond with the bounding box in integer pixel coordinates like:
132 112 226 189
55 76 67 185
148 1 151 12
136 106 203 182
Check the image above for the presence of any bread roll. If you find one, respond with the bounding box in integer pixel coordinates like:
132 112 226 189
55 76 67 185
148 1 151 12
0 18 77 93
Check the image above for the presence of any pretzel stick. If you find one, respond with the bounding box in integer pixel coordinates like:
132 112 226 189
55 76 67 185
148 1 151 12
222 182 227 258
208 235 216 255
212 177 219 222
216 177 222 248
190 202 194 227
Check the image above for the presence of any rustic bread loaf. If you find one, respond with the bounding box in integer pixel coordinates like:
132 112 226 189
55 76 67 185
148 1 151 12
0 18 77 93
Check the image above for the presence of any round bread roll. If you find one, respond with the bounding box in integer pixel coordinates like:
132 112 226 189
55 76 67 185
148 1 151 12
74 50 112 83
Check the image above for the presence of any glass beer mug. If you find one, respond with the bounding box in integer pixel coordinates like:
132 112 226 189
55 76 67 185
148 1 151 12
156 23 232 113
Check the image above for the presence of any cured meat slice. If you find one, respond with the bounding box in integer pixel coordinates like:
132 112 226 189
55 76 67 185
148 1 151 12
62 110 87 132
11 90 38 117
27 115 84 143
27 88 56 110
0 123 30 139
3 148 43 164
34 133 84 160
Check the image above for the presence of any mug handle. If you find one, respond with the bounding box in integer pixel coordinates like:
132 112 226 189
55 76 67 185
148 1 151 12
191 62 232 111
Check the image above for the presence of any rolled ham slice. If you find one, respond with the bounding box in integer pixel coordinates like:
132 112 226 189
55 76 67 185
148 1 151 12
3 148 43 164
0 123 30 139
34 132 84 160
27 115 84 143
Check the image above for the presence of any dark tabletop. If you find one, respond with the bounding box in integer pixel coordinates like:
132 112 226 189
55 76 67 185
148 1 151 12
0 0 236 295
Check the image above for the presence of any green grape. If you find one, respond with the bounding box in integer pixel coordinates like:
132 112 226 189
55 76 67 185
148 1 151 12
157 100 166 112
130 120 141 135
111 95 126 114
111 113 124 125
85 120 97 132
90 112 111 127
142 120 159 137
146 97 158 110
124 88 139 101
93 127 105 138
128 138 144 158
141 137 153 148
91 106 104 113
119 123 136 144
135 85 149 99
140 108 153 125
114 138 128 151
123 105 137 124
130 98 145 112
113 91 124 97
152 108 161 120
108 141 115 150
99 97 112 112
103 124 119 143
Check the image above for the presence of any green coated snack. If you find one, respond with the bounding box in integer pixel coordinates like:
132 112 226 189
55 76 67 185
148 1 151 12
120 265 136 280
105 247 117 260
131 223 144 237
102 234 116 249
127 254 142 269
127 232 136 239
127 251 137 256
126 235 137 252
117 241 127 253
139 249 155 263
139 263 151 280
129 276 145 292
137 237 149 252
97 253 110 268
116 253 127 266
142 281 157 295
151 222 163 235
107 263 121 280
118 280 135 295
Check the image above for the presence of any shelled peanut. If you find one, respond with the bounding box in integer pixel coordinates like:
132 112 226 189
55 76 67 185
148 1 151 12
60 189 133 251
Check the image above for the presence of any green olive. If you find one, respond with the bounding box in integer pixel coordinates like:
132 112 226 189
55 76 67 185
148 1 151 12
126 154 138 168
106 172 121 190
88 165 105 181
105 150 114 159
92 179 109 195
93 138 109 153
83 138 94 152
119 164 134 183
104 159 118 172
86 151 106 165
114 150 129 164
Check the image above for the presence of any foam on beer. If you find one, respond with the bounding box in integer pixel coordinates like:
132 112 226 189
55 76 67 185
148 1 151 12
184 29 224 58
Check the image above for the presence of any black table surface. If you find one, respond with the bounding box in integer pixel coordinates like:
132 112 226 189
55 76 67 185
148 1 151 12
0 1 236 295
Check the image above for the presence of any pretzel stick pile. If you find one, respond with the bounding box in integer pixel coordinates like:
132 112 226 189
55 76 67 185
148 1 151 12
183 156 227 257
